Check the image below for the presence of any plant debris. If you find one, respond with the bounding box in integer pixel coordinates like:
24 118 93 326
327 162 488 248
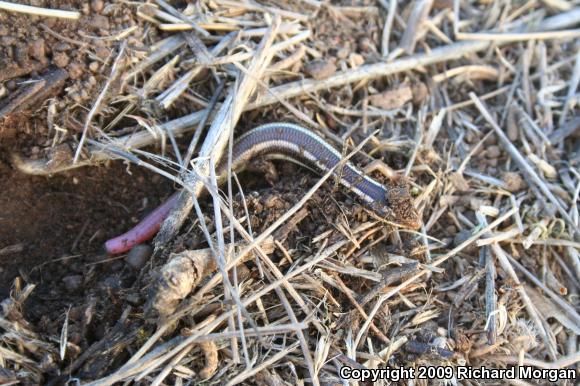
1 0 579 385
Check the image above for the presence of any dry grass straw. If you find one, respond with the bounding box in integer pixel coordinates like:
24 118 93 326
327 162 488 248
0 0 80 19
3 0 580 385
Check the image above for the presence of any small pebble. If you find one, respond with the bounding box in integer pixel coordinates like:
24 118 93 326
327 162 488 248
95 46 110 60
125 293 142 305
432 0 453 9
349 53 364 68
469 197 488 211
125 244 153 270
264 195 282 209
369 86 413 110
465 130 477 144
502 172 525 192
70 91 83 103
358 37 374 52
0 36 16 46
69 332 82 345
304 59 337 80
54 42 70 52
101 276 121 291
91 0 105 13
68 307 82 321
90 15 110 30
29 38 45 62
453 229 472 247
411 82 429 104
336 47 349 59
14 43 29 66
68 62 84 79
89 61 99 72
486 145 501 158
507 107 519 141
110 260 124 272
63 275 83 292
53 51 70 68
484 134 498 146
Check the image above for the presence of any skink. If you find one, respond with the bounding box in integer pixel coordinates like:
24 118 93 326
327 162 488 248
104 122 421 254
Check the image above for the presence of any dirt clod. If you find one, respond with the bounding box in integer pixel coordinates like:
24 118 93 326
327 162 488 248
369 86 413 110
502 171 526 192
304 59 337 80
53 51 70 68
0 1 577 384
125 245 153 270
486 145 501 158
91 0 105 13
63 275 83 292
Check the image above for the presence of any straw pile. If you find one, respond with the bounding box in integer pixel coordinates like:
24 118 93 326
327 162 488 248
1 0 579 384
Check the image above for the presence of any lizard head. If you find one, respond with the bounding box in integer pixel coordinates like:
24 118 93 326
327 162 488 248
376 177 421 230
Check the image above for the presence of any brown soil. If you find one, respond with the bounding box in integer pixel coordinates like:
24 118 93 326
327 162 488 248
0 0 170 301
2 0 578 384
0 154 173 298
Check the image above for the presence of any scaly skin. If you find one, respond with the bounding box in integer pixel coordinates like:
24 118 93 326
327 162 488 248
104 123 421 254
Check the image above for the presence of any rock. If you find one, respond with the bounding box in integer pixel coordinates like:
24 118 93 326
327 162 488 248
89 61 99 72
336 47 349 59
53 52 70 68
304 59 337 80
433 0 453 9
453 229 472 247
95 46 110 61
484 134 497 145
349 53 364 68
91 0 105 13
502 172 525 192
507 106 519 141
110 260 124 272
90 15 109 30
68 62 84 79
1 36 15 47
54 42 70 52
486 145 501 158
29 39 45 62
125 293 142 305
369 86 413 110
13 43 28 66
81 2 90 15
125 244 153 270
63 275 83 292
101 276 121 291
411 82 428 104
358 37 374 52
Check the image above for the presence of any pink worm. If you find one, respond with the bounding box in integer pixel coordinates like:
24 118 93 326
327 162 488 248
104 192 179 254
